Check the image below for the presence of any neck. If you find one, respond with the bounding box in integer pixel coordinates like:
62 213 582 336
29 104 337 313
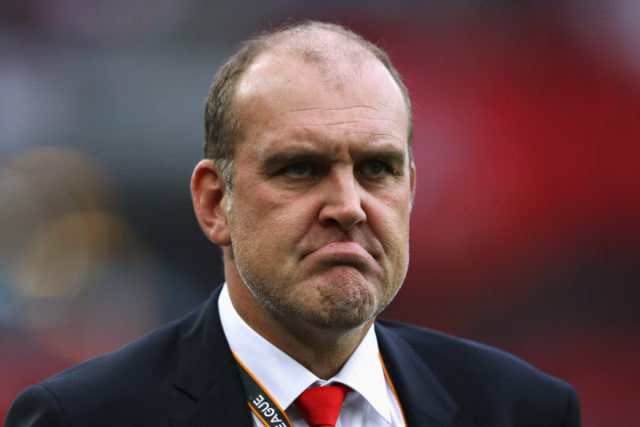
258 313 372 380
224 256 372 379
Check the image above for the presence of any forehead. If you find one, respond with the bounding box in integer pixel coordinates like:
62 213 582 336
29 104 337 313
233 51 409 147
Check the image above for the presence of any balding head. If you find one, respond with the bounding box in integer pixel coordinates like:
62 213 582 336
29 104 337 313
203 21 412 188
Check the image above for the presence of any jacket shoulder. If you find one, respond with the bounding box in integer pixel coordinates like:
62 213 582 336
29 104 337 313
377 318 561 384
375 318 581 426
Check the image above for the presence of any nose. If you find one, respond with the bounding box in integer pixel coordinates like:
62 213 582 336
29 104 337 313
318 169 366 231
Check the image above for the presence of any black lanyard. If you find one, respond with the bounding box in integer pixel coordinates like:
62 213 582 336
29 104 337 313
232 351 293 427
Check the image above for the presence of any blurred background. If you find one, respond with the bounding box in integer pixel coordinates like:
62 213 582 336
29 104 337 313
1 0 639 425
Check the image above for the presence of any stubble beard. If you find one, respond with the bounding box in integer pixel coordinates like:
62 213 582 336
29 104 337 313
226 197 409 334
235 254 401 332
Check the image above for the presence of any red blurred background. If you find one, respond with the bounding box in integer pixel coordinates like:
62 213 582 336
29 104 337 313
1 2 638 425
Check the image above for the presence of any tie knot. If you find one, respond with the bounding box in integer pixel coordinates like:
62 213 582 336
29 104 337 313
294 384 352 427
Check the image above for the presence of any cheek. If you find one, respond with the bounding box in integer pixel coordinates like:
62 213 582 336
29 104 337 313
370 193 411 231
232 189 316 245
368 198 411 262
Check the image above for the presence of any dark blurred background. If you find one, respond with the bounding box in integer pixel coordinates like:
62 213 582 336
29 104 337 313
1 1 638 425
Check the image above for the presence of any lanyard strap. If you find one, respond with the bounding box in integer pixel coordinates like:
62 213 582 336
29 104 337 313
232 351 293 427
232 350 408 427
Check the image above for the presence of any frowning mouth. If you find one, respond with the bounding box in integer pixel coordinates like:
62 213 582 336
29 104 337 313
302 241 374 266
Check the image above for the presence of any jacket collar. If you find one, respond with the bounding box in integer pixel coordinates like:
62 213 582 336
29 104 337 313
376 321 461 426
170 285 253 427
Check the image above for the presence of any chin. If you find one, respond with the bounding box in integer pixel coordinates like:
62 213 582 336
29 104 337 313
303 280 380 330
300 307 375 331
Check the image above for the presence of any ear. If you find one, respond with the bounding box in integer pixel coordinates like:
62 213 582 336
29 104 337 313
409 161 417 209
191 159 231 246
410 161 417 196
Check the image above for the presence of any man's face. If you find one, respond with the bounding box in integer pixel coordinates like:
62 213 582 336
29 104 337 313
226 52 414 332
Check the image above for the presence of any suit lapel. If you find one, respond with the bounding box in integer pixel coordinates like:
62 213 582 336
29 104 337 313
169 286 253 427
376 321 460 426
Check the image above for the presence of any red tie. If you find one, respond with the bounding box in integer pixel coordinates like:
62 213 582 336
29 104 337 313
294 384 352 427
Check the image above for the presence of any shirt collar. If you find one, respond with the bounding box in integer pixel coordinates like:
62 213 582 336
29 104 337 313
218 283 392 422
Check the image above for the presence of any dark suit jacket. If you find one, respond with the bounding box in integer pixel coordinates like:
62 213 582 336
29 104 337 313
5 286 580 426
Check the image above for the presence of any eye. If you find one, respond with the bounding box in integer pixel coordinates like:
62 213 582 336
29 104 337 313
360 160 389 177
283 161 312 177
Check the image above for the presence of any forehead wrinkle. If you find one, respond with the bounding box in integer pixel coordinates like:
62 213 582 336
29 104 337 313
258 127 407 160
288 121 408 147
291 120 392 129
281 108 406 133
287 104 379 113
283 108 401 126
268 122 405 148
280 99 408 135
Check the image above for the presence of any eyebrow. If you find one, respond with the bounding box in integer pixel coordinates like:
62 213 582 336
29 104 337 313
259 148 326 173
258 142 407 173
353 145 406 167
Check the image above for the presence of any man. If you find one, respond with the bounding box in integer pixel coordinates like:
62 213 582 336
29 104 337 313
5 21 580 426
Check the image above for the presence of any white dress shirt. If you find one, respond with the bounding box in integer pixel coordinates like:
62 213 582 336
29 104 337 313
218 284 406 427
